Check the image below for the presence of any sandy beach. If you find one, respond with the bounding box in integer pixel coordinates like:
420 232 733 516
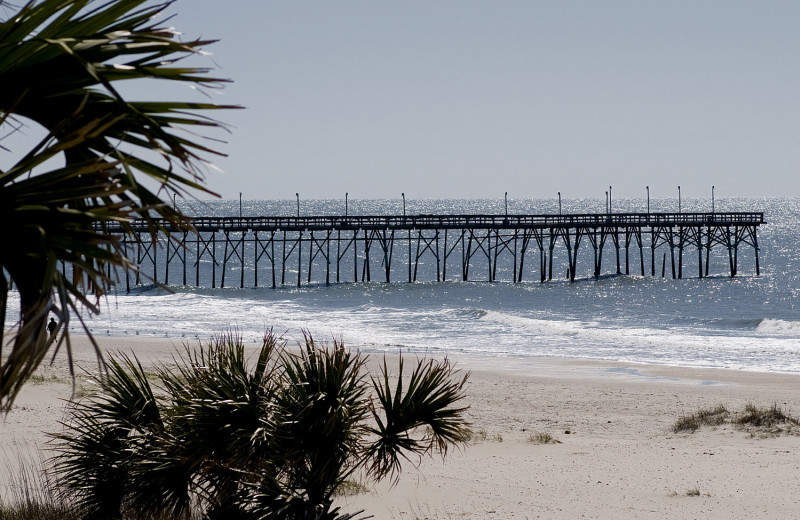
2 335 800 519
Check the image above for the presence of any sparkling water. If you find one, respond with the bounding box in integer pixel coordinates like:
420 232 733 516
5 197 799 372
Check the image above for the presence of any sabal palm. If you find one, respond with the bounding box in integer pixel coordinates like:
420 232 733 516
0 0 236 410
53 331 471 520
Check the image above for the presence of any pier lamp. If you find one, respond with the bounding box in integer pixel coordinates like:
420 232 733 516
239 192 242 219
646 186 650 215
678 186 681 213
346 192 348 217
605 191 608 214
609 186 612 213
173 193 177 212
558 192 562 215
712 186 715 214
296 193 300 217
402 192 406 216
505 192 508 216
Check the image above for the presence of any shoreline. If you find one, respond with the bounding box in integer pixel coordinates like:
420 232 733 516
3 335 800 518
13 330 800 380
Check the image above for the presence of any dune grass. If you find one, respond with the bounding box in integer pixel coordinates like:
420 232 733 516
672 405 729 433
332 480 370 497
735 403 799 428
466 429 502 443
673 403 799 435
0 454 77 520
527 431 562 444
27 374 68 386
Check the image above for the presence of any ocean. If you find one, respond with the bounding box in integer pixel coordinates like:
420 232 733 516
5 197 800 373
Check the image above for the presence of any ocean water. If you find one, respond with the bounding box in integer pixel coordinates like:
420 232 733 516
5 197 800 373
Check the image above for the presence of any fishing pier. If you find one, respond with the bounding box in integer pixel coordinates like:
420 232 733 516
111 211 764 290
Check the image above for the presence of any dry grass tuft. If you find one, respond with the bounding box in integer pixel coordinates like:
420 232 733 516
466 429 502 444
734 403 800 437
735 403 798 428
0 453 78 520
527 431 562 444
332 479 370 497
672 405 729 433
673 403 800 437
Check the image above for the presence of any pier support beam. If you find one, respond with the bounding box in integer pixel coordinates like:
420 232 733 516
113 211 764 291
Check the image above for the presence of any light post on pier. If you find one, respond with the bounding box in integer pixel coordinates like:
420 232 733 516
609 185 612 213
345 192 348 217
605 191 608 214
239 192 242 219
558 192 562 215
712 186 715 214
403 192 410 282
296 193 300 217
504 192 508 217
678 186 681 213
646 186 650 216
173 193 177 212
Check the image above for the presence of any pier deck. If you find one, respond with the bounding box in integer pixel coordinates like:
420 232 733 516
108 211 764 289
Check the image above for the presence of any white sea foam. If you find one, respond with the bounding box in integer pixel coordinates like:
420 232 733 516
756 319 800 335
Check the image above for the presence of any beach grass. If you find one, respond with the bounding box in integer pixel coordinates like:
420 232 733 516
527 431 562 444
0 454 77 520
672 405 729 433
467 429 502 443
673 403 800 435
0 502 77 520
333 480 370 497
735 403 800 437
28 374 67 386
735 403 798 428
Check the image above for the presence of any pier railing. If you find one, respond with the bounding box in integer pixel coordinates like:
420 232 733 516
107 211 765 233
100 211 764 289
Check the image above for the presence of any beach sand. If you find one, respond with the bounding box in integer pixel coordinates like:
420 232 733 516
2 335 800 519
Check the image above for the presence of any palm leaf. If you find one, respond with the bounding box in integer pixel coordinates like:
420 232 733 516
156 330 282 514
51 331 470 520
0 0 240 410
268 333 371 516
51 351 163 519
366 356 471 482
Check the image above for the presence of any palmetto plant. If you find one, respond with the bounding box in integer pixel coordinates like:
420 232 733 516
52 331 471 520
0 0 237 410
53 354 164 519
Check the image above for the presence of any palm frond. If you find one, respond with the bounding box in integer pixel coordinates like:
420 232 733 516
269 333 371 515
366 356 471 483
51 408 131 519
156 330 283 514
51 331 470 520
50 350 163 519
0 0 240 410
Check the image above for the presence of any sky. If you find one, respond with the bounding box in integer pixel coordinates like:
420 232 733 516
18 1 800 202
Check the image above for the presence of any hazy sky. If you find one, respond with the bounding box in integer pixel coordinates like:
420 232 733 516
169 1 799 200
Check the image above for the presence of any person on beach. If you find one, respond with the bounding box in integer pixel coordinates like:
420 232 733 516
47 318 57 337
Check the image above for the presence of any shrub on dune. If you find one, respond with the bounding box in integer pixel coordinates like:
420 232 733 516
51 330 471 520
